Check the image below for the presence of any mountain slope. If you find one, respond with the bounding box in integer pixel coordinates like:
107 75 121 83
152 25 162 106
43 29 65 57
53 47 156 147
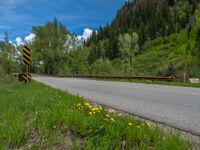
86 0 197 61
111 4 200 78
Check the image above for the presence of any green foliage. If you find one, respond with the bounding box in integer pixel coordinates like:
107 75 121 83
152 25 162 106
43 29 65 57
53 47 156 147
118 32 139 75
90 58 114 75
0 33 19 75
32 17 70 75
118 32 139 59
86 0 197 61
68 47 90 75
196 27 200 56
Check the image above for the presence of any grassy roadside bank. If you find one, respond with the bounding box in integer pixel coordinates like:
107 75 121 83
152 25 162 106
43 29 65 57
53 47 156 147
0 81 193 149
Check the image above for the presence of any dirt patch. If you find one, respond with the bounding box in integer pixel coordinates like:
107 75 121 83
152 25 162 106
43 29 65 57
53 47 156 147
53 130 84 150
24 128 84 149
26 129 40 149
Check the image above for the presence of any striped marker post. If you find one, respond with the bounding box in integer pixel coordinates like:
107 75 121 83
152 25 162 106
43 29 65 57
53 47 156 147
23 46 31 65
22 73 31 82
22 46 31 83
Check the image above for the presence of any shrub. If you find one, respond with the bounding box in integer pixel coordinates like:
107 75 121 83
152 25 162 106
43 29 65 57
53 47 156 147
90 58 114 76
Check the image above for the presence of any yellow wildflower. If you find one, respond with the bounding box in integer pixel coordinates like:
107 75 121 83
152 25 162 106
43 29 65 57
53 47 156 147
53 125 56 129
84 102 90 106
92 108 99 111
110 118 115 122
89 112 93 115
146 122 151 127
128 122 133 126
104 118 109 122
136 126 141 129
99 107 103 110
118 113 122 117
76 103 81 107
108 109 115 113
106 114 110 118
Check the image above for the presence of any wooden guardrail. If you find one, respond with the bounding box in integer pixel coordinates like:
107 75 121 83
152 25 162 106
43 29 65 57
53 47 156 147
59 75 177 82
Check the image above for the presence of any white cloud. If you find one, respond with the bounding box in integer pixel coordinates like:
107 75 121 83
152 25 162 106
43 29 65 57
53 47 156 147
15 37 24 46
15 33 35 46
24 33 35 43
9 40 17 48
77 28 94 41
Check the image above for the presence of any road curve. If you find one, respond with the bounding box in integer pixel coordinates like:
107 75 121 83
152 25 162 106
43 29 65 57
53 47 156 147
33 75 200 136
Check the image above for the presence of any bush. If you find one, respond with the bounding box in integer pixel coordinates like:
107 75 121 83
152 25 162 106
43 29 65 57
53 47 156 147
90 58 114 76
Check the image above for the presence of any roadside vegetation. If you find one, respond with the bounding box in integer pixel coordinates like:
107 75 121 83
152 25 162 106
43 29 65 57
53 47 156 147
0 81 193 149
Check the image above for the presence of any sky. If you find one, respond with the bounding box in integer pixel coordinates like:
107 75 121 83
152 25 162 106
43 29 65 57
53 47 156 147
0 0 126 44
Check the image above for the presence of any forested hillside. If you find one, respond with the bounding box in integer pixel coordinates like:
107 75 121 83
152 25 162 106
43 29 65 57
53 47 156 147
86 0 197 61
82 0 200 79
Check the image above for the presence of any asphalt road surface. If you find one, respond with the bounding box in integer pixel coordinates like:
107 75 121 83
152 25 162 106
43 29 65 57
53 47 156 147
33 75 200 136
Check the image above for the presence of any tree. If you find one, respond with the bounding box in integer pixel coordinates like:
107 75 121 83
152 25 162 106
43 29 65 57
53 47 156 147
118 32 139 75
68 47 90 75
196 28 200 57
32 18 69 75
0 32 17 75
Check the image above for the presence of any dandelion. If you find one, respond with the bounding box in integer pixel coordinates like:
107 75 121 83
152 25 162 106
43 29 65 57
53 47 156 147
128 122 133 126
118 113 122 117
89 112 93 115
81 106 83 109
99 107 103 110
92 107 99 111
136 125 141 129
106 114 110 118
76 103 81 107
108 109 115 113
53 125 56 129
110 118 115 122
146 122 151 127
79 95 82 98
84 102 90 106
104 118 109 122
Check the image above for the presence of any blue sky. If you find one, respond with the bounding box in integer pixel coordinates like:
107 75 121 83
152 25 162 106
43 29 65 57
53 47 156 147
0 0 126 43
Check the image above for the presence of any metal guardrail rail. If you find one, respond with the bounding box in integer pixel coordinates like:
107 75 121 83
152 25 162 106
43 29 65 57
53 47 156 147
59 75 177 82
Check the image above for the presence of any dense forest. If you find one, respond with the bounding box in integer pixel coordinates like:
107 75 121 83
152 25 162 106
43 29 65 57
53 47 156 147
86 0 197 61
1 0 200 81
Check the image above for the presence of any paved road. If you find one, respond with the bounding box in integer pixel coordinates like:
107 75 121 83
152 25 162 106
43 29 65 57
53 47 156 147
33 75 200 136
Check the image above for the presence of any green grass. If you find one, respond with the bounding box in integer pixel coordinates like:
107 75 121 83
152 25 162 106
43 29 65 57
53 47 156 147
0 81 193 149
